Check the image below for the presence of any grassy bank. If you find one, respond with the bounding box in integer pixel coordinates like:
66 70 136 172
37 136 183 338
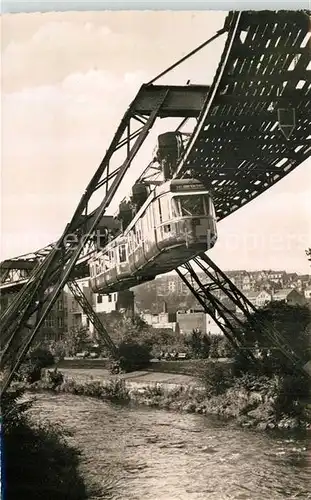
29 367 311 431
129 377 311 431
146 358 233 376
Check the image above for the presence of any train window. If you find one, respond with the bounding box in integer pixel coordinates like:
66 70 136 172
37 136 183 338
118 244 127 263
142 212 148 239
136 220 142 243
128 233 132 253
146 207 152 230
209 198 216 218
171 198 180 218
160 196 170 222
149 203 155 229
172 195 205 217
103 253 110 270
158 199 163 224
202 194 214 217
109 250 115 266
131 232 136 251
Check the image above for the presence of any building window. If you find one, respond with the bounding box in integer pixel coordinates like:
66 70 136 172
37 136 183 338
168 282 176 292
44 316 55 328
97 295 103 304
58 317 63 328
108 295 112 302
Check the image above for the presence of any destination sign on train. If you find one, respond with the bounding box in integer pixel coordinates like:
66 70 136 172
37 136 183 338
170 183 203 192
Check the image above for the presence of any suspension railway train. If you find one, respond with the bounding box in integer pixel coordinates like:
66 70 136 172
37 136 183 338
88 177 217 294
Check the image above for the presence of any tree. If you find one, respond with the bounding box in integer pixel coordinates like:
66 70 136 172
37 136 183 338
234 301 311 376
98 311 150 345
209 335 235 358
185 329 211 359
63 326 91 356
306 248 311 263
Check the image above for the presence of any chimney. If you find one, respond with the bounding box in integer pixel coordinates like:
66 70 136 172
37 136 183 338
163 301 168 313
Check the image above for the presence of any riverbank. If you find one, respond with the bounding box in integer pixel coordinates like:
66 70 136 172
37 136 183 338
28 367 311 431
29 392 311 500
2 385 89 500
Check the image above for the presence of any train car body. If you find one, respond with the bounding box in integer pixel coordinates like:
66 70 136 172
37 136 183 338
89 178 217 294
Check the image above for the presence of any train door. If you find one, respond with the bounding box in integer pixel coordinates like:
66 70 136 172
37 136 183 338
128 231 136 273
143 206 155 260
155 197 163 249
156 195 172 249
106 247 117 287
134 218 146 270
116 241 130 280
94 252 109 291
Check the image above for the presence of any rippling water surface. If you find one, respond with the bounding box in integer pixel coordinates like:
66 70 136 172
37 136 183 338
31 393 310 500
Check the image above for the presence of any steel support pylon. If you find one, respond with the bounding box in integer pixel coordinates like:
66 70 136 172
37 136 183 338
177 253 309 374
0 88 170 394
67 280 118 359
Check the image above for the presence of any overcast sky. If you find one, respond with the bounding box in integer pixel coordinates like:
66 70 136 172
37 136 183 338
1 11 310 273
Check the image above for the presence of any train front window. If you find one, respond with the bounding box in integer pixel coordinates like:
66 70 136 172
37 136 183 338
172 195 205 217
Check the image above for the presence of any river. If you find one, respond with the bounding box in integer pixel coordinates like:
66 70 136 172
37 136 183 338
30 393 310 500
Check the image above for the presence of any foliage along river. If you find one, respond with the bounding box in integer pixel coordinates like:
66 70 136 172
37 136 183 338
30 393 310 500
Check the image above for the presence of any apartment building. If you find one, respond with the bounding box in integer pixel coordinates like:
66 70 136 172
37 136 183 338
0 290 68 342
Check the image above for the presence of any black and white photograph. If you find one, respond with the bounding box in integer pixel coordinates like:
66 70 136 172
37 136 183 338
1 6 311 500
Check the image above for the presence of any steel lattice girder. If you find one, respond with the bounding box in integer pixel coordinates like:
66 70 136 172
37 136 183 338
67 280 118 358
176 255 257 358
177 253 307 372
0 84 212 392
175 10 311 220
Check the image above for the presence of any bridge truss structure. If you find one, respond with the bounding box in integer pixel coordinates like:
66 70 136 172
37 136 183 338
1 10 310 392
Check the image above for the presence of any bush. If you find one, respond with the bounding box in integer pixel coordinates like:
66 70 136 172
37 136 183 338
58 378 129 402
233 373 276 393
102 379 129 402
117 341 151 372
201 363 233 397
209 335 235 358
45 368 64 389
29 347 55 368
144 384 165 398
272 372 310 419
17 347 55 385
2 386 88 500
1 387 34 433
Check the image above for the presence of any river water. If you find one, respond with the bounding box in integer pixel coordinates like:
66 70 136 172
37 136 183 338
30 393 310 500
